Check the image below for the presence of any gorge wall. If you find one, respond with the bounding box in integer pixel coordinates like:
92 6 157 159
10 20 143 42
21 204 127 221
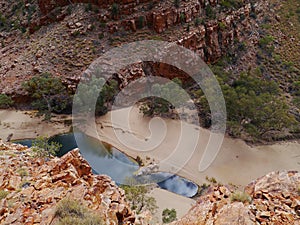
35 0 257 63
0 0 264 97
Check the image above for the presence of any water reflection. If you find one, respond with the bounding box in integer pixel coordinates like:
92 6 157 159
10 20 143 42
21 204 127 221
15 133 198 197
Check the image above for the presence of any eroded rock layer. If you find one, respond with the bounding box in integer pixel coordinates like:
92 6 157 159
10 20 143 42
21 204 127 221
172 171 300 225
0 140 134 225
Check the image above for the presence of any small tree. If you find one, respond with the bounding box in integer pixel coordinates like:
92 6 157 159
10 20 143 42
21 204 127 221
31 136 61 158
140 78 189 117
121 178 158 214
111 3 119 19
137 16 145 29
22 73 70 120
0 94 13 108
205 5 216 19
162 208 177 223
174 0 180 8
73 76 118 116
180 12 185 24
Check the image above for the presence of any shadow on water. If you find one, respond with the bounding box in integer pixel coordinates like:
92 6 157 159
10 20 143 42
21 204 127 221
15 133 198 197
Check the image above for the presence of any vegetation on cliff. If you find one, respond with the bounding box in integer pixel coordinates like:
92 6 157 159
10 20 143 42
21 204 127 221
55 198 104 225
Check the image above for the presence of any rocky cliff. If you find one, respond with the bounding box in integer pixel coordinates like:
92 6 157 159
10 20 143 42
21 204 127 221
0 0 263 96
0 140 134 224
172 171 300 225
35 0 256 63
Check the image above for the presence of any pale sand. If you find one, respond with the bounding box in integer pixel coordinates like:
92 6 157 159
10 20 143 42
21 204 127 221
78 106 300 187
0 110 71 141
148 188 195 223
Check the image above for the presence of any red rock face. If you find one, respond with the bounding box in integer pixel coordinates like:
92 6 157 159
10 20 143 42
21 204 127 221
172 171 300 225
0 141 135 224
35 0 253 64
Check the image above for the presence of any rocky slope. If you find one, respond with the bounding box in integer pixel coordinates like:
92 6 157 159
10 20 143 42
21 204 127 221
172 171 300 225
0 140 135 224
0 0 261 96
0 141 299 224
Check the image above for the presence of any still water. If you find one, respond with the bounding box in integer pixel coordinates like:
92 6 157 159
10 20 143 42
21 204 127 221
16 133 198 197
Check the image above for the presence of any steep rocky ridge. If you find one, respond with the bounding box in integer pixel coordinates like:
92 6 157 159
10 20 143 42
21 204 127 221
172 171 300 225
0 140 135 224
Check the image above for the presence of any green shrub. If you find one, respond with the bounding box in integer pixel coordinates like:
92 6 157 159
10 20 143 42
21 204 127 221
85 3 93 12
219 22 226 30
220 0 243 9
139 78 188 117
194 17 202 26
162 208 177 223
121 178 158 214
230 191 252 203
258 35 274 48
55 198 104 225
0 190 9 200
73 76 118 116
22 73 71 120
17 168 28 179
199 67 297 139
98 33 104 39
206 176 217 184
292 96 300 109
0 94 13 108
180 12 185 24
31 136 61 158
111 3 119 19
205 5 216 19
137 16 144 29
174 0 180 8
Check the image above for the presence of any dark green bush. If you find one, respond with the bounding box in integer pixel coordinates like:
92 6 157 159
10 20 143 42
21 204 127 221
220 0 243 9
162 208 177 223
205 5 216 19
111 3 119 19
174 0 180 8
22 73 71 120
0 94 13 108
197 67 297 139
31 136 61 158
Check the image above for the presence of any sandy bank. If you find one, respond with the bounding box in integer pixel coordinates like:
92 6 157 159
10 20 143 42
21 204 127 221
148 188 195 223
0 110 71 141
77 106 300 187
